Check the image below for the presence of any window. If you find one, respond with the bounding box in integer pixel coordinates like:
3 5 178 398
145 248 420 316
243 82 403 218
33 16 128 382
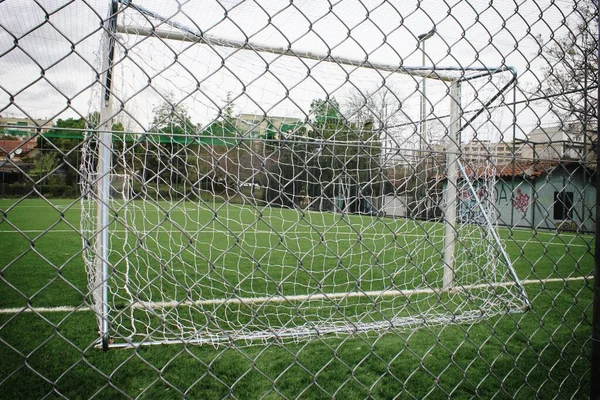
553 191 573 220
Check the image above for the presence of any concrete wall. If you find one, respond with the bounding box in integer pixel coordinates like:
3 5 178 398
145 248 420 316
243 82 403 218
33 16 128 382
493 166 596 232
440 165 596 232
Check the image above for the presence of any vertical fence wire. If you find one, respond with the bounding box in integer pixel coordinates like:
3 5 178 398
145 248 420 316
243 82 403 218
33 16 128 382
591 2 600 397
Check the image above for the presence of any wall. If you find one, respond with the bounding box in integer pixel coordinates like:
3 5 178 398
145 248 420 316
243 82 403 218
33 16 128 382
493 165 596 232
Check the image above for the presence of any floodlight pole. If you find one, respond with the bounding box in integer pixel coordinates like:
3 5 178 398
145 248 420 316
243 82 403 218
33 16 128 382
443 80 461 289
417 29 435 219
95 0 118 350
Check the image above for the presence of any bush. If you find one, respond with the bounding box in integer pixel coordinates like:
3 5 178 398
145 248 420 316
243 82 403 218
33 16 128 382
0 183 78 198
40 184 77 198
0 183 33 197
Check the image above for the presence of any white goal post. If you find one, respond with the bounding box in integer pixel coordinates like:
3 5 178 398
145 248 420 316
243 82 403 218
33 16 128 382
81 0 530 349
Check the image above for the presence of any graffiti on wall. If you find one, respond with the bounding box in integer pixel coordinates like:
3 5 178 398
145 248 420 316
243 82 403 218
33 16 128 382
492 185 531 214
459 184 531 216
513 188 530 213
457 185 492 224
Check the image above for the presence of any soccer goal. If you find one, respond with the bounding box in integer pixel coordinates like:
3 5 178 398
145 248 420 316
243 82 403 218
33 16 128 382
81 1 530 349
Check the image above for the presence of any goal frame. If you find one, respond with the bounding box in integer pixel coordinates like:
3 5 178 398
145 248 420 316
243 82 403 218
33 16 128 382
88 0 528 349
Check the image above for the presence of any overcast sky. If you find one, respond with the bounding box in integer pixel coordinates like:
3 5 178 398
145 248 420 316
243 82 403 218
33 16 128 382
0 0 583 142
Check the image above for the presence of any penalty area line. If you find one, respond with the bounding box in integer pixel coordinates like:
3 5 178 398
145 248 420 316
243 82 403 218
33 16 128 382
0 275 592 315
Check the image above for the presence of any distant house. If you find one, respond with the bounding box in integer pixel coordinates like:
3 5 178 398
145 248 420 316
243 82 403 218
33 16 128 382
462 161 596 233
461 139 524 165
519 125 596 168
234 113 306 139
0 116 49 184
0 138 38 161
0 137 39 184
0 115 51 137
384 159 598 232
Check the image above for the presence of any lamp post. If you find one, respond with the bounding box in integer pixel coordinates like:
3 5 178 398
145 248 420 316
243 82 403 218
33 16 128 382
418 29 435 147
417 28 435 219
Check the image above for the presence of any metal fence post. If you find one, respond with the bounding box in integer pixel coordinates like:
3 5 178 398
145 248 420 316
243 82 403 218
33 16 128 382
591 3 600 396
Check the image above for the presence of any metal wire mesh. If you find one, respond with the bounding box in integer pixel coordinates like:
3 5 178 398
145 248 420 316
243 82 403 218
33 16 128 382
0 0 597 398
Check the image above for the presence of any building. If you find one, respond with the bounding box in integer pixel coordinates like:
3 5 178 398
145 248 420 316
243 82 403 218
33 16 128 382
0 115 51 137
462 139 524 165
234 113 306 139
0 137 38 162
461 161 596 233
0 137 39 186
0 116 54 190
385 144 597 232
520 125 596 167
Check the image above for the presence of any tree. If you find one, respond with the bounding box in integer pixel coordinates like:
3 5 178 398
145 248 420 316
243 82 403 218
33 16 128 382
537 3 597 140
222 92 237 125
139 99 198 189
29 151 61 184
265 97 381 213
39 114 123 187
150 97 198 142
309 98 343 130
345 86 404 132
344 85 413 164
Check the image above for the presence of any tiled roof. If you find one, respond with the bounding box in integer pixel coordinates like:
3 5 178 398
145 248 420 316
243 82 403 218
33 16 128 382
0 138 38 156
462 160 564 179
497 161 559 178
426 160 574 182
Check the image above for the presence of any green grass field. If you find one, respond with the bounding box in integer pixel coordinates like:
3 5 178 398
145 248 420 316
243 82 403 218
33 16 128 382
0 198 595 399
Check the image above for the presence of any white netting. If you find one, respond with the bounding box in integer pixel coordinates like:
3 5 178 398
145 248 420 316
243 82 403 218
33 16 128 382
79 3 529 348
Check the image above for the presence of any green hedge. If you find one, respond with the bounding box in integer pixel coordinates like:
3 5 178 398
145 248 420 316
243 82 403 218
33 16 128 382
0 183 78 198
1 182 264 202
130 183 263 205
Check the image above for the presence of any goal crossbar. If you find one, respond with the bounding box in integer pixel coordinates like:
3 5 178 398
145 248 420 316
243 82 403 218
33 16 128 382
116 0 514 83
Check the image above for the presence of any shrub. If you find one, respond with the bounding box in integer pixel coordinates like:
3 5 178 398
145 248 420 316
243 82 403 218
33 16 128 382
0 183 78 198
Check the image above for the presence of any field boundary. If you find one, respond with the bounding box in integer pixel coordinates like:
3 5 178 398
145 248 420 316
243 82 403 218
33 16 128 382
0 229 593 248
0 275 592 315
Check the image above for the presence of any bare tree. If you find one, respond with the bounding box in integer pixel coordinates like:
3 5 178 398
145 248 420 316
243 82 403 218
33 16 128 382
345 85 405 132
344 85 412 165
536 2 597 141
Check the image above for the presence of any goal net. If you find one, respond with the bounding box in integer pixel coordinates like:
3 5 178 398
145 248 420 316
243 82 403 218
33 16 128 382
80 1 529 349
108 174 133 201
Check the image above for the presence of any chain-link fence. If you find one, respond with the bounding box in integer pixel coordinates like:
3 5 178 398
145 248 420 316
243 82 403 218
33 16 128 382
0 0 597 398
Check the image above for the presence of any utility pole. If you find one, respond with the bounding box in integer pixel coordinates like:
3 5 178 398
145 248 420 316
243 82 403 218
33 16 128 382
416 29 435 219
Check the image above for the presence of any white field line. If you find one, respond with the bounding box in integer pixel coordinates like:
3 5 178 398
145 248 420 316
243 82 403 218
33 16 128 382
1 229 442 239
0 204 593 235
1 226 593 243
0 275 592 315
0 228 593 247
